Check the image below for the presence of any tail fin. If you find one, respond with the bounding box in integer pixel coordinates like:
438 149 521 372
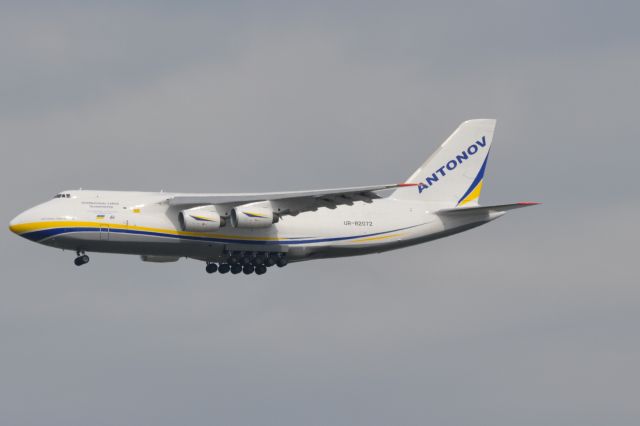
392 119 496 207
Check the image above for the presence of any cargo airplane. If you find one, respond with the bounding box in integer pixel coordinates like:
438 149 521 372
9 119 538 275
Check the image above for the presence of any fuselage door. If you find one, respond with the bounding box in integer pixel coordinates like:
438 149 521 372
100 225 110 241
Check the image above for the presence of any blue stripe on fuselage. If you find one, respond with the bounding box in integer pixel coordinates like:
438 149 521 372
22 224 424 245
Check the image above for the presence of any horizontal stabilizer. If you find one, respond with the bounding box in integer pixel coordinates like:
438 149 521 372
436 202 541 217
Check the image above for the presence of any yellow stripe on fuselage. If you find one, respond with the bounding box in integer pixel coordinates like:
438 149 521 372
10 220 287 241
12 220 407 245
349 233 403 243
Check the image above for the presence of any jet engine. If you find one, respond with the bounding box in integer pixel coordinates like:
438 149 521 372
178 206 224 232
230 205 278 228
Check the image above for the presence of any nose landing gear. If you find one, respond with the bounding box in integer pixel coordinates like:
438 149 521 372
74 252 90 266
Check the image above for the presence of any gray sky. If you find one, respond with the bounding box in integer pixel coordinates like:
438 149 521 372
1 1 639 425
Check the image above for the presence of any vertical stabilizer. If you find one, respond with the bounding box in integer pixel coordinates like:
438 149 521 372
392 119 495 207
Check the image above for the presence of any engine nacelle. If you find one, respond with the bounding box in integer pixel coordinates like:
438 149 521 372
230 205 278 228
179 206 224 232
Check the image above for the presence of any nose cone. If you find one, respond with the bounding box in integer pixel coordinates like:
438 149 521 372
9 215 22 234
9 211 29 235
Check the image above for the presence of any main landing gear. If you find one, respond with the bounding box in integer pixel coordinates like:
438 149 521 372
74 251 90 266
204 251 287 276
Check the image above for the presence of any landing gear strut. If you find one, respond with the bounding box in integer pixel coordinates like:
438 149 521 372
208 251 288 275
74 251 90 266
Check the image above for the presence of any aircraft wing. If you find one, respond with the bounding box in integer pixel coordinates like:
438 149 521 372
168 183 417 216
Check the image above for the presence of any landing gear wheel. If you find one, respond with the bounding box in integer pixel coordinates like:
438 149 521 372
276 257 288 268
265 256 277 267
253 256 265 266
74 254 90 266
255 265 267 275
231 265 243 274
218 264 230 274
243 265 255 275
206 263 218 274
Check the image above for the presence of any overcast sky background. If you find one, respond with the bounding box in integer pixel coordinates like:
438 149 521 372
1 1 639 425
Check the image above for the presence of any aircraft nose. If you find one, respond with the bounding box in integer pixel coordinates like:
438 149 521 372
9 211 27 235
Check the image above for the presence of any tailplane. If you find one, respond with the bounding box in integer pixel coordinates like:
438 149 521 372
436 202 541 218
392 119 496 207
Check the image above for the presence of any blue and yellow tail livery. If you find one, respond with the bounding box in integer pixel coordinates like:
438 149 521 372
393 119 495 207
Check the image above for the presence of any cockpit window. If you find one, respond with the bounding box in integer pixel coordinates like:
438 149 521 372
53 193 71 199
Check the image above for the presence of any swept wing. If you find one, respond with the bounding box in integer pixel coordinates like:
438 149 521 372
168 183 417 216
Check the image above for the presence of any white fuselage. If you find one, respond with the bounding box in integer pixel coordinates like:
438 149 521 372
9 190 494 263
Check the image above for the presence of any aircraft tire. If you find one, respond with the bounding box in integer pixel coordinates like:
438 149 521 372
206 263 218 274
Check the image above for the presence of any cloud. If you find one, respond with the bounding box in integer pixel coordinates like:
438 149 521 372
1 2 639 425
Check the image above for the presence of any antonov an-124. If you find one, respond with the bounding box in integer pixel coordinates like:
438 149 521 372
9 119 539 275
